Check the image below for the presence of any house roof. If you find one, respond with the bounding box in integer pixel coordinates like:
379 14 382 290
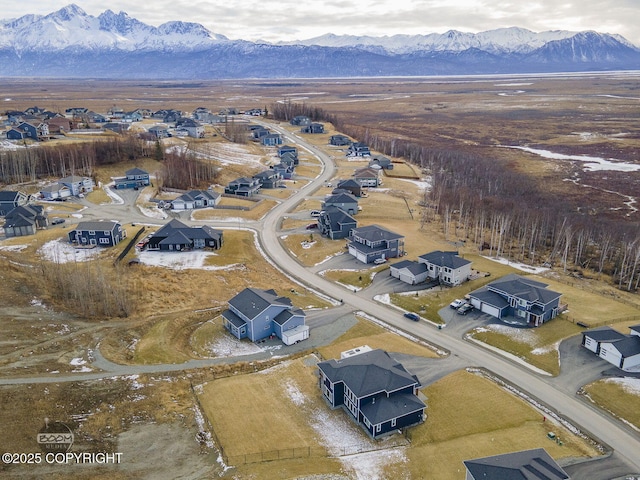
74 220 120 232
159 231 193 246
273 308 304 326
151 219 222 243
41 184 70 193
607 335 640 357
0 191 24 202
5 204 44 220
419 250 471 269
351 225 403 242
321 207 357 233
391 260 428 276
469 288 510 309
360 393 426 426
337 179 361 188
489 274 561 305
463 448 569 480
353 167 378 178
629 325 640 335
60 175 90 183
222 309 247 328
324 192 358 204
126 167 149 176
582 327 627 343
229 288 293 321
318 349 420 399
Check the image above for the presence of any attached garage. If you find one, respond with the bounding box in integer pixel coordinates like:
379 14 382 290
479 302 502 318
468 290 508 320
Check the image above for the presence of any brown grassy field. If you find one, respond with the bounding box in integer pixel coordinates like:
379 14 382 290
582 378 640 431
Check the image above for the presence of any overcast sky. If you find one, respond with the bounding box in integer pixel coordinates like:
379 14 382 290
5 1 640 45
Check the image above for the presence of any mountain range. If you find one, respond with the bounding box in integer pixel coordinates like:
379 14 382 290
1 4 639 79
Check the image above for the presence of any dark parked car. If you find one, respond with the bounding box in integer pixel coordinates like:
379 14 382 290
51 217 65 225
404 312 420 321
306 223 318 229
457 303 474 315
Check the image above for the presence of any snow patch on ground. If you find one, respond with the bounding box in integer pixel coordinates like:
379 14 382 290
604 377 640 396
482 255 549 274
136 250 244 271
0 244 28 252
207 333 264 357
397 178 431 191
70 357 92 373
39 239 103 263
103 185 124 205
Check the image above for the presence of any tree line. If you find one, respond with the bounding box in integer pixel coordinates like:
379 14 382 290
270 102 640 291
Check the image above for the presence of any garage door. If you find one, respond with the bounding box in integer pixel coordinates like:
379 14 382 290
481 303 501 318
399 273 413 284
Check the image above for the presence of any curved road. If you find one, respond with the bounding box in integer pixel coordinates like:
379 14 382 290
3 120 639 473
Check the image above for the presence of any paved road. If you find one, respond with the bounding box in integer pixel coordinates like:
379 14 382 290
4 120 640 476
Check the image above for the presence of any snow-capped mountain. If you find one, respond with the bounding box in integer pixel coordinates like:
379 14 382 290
0 4 638 79
0 4 228 52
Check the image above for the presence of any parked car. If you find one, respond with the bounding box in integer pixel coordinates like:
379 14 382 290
306 223 318 230
50 217 65 225
373 258 387 265
457 303 474 315
404 312 420 321
310 210 321 217
449 299 465 309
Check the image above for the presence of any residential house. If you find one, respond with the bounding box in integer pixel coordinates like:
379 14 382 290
65 107 88 117
103 122 130 134
176 118 204 138
353 167 380 188
336 179 362 197
251 126 270 139
253 170 282 189
0 191 28 216
40 184 72 201
418 250 472 286
146 219 223 251
225 177 261 197
347 142 371 157
261 133 283 146
3 205 47 237
222 288 307 344
369 155 394 170
122 111 143 123
68 220 125 247
46 117 72 134
148 125 169 138
468 274 562 327
171 190 221 210
160 110 182 123
584 325 640 372
59 175 94 196
463 448 570 480
322 192 359 216
318 207 357 240
301 123 324 134
273 162 294 180
348 225 405 264
107 107 124 119
114 168 151 190
6 122 48 141
317 348 426 439
86 111 107 124
280 151 299 166
330 134 352 146
290 115 311 126
278 145 298 158
389 260 429 285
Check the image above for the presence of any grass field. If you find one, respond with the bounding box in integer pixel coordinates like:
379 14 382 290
321 264 388 290
281 233 347 266
582 378 640 431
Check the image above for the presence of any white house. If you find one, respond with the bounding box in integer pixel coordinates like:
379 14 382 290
584 325 640 371
418 250 471 286
389 260 429 285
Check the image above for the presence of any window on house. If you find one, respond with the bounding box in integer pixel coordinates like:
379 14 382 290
391 418 396 427
99 238 109 244
88 230 95 235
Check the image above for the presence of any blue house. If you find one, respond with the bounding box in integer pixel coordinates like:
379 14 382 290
318 207 357 240
322 192 359 216
318 348 426 439
222 288 306 344
301 123 324 134
114 168 151 189
225 177 261 197
0 190 28 216
278 145 297 158
68 221 125 247
468 274 562 327
261 133 283 146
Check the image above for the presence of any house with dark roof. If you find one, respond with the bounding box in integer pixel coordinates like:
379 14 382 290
176 118 204 138
261 133 283 146
278 145 298 158
468 274 562 327
3 205 48 237
6 122 48 141
389 260 429 285
222 288 307 344
317 348 426 439
335 179 362 197
322 192 359 216
68 221 125 247
225 177 261 197
348 225 405 264
280 151 299 166
170 190 221 210
114 168 151 189
290 115 311 126
46 117 73 134
318 207 357 240
40 184 72 201
254 170 282 189
148 125 169 138
463 448 570 480
353 167 380 187
586 325 640 371
59 175 94 196
146 219 223 251
0 191 28 216
369 155 394 170
347 142 371 157
418 250 472 286
330 134 351 146
301 123 324 134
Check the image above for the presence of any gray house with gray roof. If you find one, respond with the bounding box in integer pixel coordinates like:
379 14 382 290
317 349 425 439
348 225 404 264
389 260 429 285
68 220 125 247
146 219 223 251
464 448 569 480
468 274 562 327
418 250 472 286
222 288 306 344
322 192 359 216
318 207 357 240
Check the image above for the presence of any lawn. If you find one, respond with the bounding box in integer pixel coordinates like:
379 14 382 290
281 233 347 267
582 377 640 431
321 265 388 290
192 199 276 221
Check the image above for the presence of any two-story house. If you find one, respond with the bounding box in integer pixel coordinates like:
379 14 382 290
0 190 28 216
348 225 405 263
317 348 426 439
322 192 359 216
353 167 381 188
418 250 472 286
253 170 282 189
114 168 151 189
225 177 261 197
3 205 48 237
301 123 324 134
68 220 125 247
318 206 357 240
468 274 562 327
347 142 371 157
222 288 307 344
59 175 94 196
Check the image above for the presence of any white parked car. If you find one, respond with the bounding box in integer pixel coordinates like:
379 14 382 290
373 258 387 265
310 210 321 217
449 299 465 309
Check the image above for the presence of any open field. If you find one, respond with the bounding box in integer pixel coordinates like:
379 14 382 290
581 377 640 431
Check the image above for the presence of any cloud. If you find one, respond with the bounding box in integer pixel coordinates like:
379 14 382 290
2 0 639 45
